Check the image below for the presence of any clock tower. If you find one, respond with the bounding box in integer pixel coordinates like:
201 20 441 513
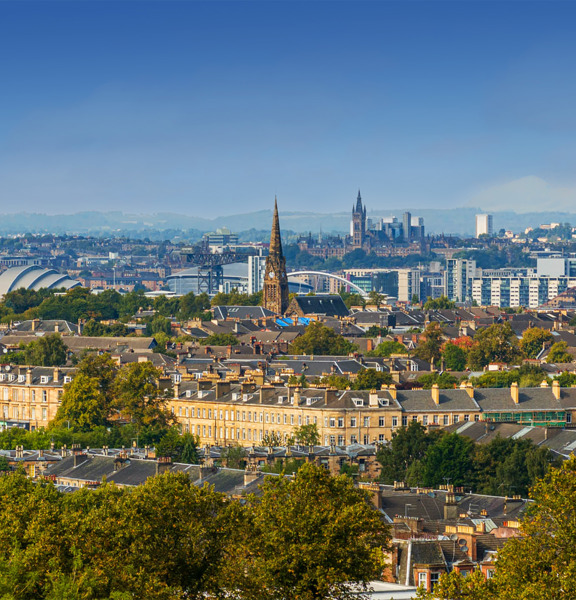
263 198 289 315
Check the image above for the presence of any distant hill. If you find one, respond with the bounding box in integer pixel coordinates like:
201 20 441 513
1 208 575 237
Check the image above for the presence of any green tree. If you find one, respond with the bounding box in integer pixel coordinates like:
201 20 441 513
417 371 458 389
23 333 67 366
290 322 358 356
367 340 407 357
423 295 456 310
363 325 389 338
547 341 573 363
467 322 521 369
519 327 553 359
367 290 385 306
442 342 467 370
113 362 172 428
486 456 576 599
377 422 442 485
220 445 247 469
155 427 199 463
555 371 576 387
145 315 173 337
339 288 366 309
178 291 211 320
199 333 239 346
416 569 493 599
352 368 392 390
414 322 444 367
293 423 320 446
316 374 351 389
420 433 475 488
233 463 390 600
53 372 110 431
0 455 9 471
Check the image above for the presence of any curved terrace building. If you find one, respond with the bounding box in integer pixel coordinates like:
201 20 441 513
0 266 81 298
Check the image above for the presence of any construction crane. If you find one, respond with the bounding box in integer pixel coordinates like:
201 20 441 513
179 242 260 294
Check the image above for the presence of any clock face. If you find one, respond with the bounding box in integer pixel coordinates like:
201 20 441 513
269 272 275 279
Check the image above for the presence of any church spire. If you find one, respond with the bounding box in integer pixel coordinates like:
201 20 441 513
270 195 283 257
262 197 289 315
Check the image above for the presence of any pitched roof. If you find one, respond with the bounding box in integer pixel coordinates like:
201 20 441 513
288 295 349 317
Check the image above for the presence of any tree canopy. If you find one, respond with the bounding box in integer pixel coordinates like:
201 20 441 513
290 322 358 356
0 464 390 600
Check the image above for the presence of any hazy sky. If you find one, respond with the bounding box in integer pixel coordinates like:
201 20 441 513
1 0 576 216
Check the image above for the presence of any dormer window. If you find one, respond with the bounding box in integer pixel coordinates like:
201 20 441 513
64 376 72 384
379 399 389 407
18 375 25 383
185 390 192 398
352 398 364 407
40 376 49 384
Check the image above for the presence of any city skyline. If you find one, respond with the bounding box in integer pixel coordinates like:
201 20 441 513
1 1 576 215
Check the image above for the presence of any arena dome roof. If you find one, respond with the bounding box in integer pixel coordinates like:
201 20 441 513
0 266 81 297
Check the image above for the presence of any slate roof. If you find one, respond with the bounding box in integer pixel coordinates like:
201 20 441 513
288 295 349 317
11 320 79 334
395 389 480 413
212 306 276 320
378 485 528 524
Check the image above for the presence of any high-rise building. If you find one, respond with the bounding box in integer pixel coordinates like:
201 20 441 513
403 212 412 242
475 214 493 238
398 269 421 303
445 259 478 303
247 255 266 295
262 198 289 315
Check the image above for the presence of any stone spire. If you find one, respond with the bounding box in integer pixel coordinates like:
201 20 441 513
262 197 289 315
356 189 362 213
270 196 283 258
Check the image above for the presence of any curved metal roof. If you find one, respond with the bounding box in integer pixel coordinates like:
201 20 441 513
0 266 81 297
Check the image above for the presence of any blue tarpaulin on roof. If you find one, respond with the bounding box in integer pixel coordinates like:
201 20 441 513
276 317 311 327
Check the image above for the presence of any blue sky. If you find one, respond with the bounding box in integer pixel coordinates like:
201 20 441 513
1 0 576 216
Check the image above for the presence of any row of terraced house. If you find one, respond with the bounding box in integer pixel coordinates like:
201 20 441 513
2 364 576 446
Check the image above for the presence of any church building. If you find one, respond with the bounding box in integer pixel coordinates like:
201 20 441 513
262 198 289 315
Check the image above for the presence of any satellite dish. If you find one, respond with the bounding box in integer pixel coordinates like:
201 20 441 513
458 539 467 546
5 366 11 371
450 534 458 541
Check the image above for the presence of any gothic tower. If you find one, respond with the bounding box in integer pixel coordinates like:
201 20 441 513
262 198 289 314
351 189 366 248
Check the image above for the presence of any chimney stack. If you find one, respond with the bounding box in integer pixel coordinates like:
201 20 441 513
388 384 397 400
293 386 301 405
216 380 231 399
444 492 458 521
431 384 440 405
552 379 561 400
511 381 519 404
244 464 260 487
